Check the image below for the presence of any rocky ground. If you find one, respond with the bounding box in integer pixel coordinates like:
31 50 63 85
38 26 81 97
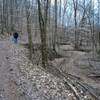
0 37 100 100
0 39 78 100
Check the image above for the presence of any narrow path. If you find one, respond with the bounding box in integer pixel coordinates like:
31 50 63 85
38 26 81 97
0 41 16 100
0 40 27 100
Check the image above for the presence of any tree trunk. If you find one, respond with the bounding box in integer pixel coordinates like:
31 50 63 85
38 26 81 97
37 0 48 68
25 0 33 61
73 0 79 49
53 0 57 51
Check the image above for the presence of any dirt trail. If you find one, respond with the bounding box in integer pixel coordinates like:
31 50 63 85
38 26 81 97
0 40 26 100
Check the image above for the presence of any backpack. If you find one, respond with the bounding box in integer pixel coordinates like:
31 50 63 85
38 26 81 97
13 32 18 39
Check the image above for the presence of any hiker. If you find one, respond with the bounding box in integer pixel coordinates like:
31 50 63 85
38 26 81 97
13 32 19 43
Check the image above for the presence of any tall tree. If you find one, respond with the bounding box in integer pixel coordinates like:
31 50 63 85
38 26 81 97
25 0 33 60
37 0 49 68
10 0 14 32
59 0 61 23
98 0 100 48
53 0 57 51
73 0 79 49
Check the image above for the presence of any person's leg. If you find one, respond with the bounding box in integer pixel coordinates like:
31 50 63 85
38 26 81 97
14 38 17 43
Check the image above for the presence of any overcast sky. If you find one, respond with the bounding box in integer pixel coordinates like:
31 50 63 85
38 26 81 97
51 0 97 6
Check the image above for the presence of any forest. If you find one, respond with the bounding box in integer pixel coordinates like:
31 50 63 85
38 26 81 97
0 0 100 100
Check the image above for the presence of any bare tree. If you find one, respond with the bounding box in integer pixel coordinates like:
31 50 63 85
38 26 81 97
59 0 61 23
98 0 100 48
37 0 49 68
73 0 79 49
25 0 33 60
52 0 57 51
